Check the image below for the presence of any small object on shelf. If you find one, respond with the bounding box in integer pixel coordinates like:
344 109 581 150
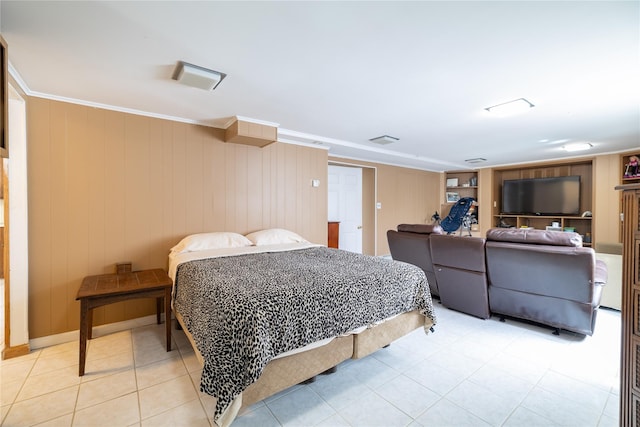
446 192 460 203
116 262 132 274
546 226 563 232
584 232 592 243
446 178 459 187
498 219 513 228
623 155 639 178
563 227 576 232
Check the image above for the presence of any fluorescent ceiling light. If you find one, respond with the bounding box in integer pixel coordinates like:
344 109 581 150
562 142 593 152
173 61 226 91
369 135 399 145
485 98 534 116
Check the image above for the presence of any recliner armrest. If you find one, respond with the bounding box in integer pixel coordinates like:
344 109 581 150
595 259 608 285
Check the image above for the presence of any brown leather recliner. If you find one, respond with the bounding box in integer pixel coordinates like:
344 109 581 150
485 228 607 336
430 234 490 319
387 224 443 297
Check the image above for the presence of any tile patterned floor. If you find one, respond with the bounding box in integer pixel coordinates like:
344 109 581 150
0 304 620 426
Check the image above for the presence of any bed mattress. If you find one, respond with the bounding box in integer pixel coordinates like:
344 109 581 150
170 243 435 424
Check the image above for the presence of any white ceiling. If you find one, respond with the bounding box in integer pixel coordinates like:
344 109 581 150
1 1 638 172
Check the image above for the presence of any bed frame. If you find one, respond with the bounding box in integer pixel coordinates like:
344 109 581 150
176 309 430 426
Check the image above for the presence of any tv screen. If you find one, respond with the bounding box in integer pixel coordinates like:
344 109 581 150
502 176 580 215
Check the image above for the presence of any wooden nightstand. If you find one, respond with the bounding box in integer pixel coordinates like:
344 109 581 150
76 268 173 376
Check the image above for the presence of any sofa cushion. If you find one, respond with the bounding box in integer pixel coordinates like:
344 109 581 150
397 224 443 235
486 228 582 247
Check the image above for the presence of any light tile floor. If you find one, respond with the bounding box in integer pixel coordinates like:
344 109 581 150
0 304 620 426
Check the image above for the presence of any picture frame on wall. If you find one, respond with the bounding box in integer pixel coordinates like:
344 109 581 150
446 192 460 203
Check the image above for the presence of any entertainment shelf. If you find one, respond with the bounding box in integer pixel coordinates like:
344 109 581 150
493 215 592 246
491 159 594 246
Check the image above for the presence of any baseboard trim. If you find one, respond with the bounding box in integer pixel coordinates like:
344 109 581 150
29 314 165 350
2 343 31 360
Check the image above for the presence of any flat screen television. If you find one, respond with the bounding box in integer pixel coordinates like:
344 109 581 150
502 176 580 215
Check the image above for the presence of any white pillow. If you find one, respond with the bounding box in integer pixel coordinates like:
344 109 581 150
245 228 308 246
170 232 253 254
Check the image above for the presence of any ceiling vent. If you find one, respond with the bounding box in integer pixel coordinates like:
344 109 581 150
173 61 226 91
369 135 399 145
465 158 487 164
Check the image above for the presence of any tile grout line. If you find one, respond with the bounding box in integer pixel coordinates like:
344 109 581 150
132 327 143 426
3 346 41 423
179 329 215 427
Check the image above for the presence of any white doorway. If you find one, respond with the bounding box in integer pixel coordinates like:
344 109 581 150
328 165 362 253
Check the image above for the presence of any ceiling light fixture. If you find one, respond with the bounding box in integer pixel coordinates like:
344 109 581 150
562 142 593 152
369 135 399 145
485 98 534 116
173 61 226 91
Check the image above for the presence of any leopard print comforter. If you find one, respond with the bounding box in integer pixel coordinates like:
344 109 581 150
173 246 435 423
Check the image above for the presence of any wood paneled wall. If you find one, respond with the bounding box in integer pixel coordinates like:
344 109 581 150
594 153 624 244
27 98 328 338
376 165 441 255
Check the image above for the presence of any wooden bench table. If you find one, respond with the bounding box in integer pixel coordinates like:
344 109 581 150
76 268 173 376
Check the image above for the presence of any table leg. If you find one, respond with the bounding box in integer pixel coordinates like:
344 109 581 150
164 288 172 352
79 301 89 376
156 297 162 325
87 308 94 340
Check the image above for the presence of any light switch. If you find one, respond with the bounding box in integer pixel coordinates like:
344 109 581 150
376 202 382 209
311 179 320 187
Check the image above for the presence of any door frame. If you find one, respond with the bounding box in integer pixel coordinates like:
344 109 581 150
328 160 377 256
2 83 29 359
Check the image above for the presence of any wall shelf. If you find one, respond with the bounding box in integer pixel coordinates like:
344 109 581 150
445 170 478 202
442 170 479 234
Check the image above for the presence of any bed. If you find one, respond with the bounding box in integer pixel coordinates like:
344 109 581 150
168 229 436 426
